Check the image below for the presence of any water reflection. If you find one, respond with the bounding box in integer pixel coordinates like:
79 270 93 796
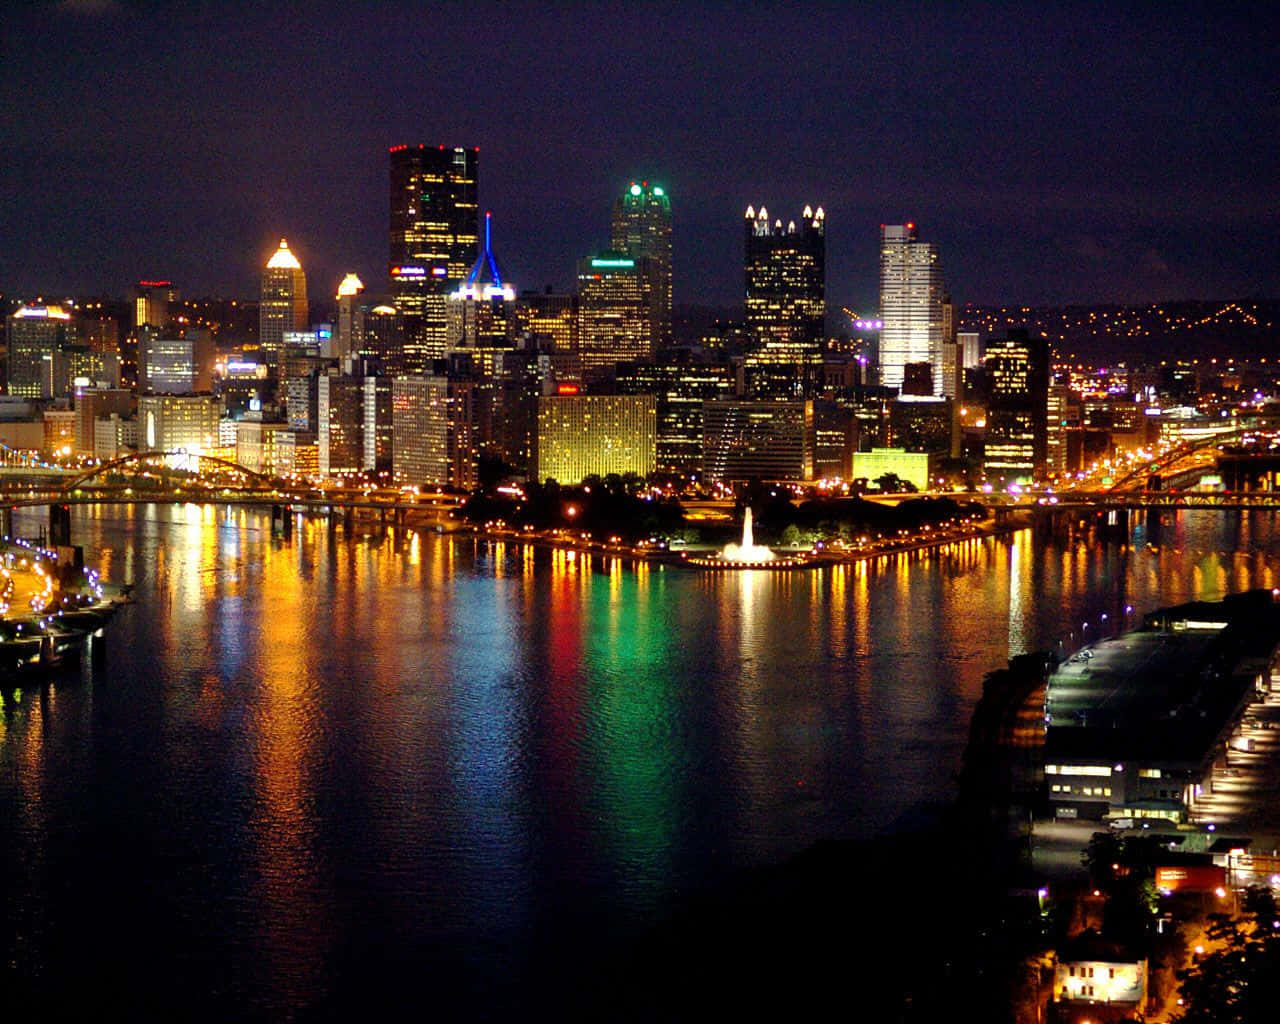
6 506 1280 1011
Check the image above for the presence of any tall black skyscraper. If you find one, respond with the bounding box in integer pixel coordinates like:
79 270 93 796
983 328 1049 484
388 145 480 370
743 204 825 395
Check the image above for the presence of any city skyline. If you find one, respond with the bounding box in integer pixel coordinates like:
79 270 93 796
3 3 1275 309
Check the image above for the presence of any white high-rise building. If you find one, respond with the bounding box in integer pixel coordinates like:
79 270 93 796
878 223 944 395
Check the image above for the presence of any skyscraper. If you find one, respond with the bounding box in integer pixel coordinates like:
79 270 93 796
8 304 70 398
743 204 825 388
611 180 672 350
139 329 214 394
878 223 944 395
447 211 516 351
133 280 176 330
577 251 653 376
335 273 365 362
260 239 309 374
388 144 479 369
984 329 1050 484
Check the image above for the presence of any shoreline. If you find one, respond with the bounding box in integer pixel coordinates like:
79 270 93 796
438 509 1027 568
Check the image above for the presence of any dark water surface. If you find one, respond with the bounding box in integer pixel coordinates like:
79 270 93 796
4 505 1280 1016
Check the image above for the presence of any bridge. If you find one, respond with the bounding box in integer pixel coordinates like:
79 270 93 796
1047 490 1280 511
0 448 465 545
1018 419 1280 515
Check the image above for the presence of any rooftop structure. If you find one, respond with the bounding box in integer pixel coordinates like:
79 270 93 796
1044 591 1280 823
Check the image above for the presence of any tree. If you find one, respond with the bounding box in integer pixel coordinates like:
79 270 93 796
1174 910 1280 1022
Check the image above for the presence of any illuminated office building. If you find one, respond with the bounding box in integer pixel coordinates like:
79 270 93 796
134 280 176 329
890 394 951 453
813 399 855 479
515 290 576 352
702 399 814 482
139 329 214 394
392 376 450 486
879 223 944 394
611 180 672 351
532 393 656 484
1046 383 1070 479
516 289 578 384
357 304 406 376
983 329 1049 483
54 345 120 396
335 273 365 361
852 447 932 491
7 304 71 399
235 418 289 476
392 374 484 488
138 393 221 453
260 239 309 374
274 430 319 478
317 371 392 478
74 388 133 455
447 212 516 351
80 317 120 356
389 144 479 369
616 351 734 474
743 204 825 370
577 252 653 375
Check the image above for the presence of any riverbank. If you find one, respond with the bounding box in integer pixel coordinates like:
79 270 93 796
0 538 130 682
429 509 1025 567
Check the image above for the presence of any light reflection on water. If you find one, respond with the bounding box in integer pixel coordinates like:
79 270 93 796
4 504 1280 1013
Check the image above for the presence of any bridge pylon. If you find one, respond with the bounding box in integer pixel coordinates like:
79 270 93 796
1099 506 1129 540
49 503 72 546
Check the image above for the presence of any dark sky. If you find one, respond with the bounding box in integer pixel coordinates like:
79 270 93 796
3 1 1277 312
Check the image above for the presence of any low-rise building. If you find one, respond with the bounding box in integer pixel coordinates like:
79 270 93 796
851 447 932 491
1051 930 1147 1022
235 418 289 475
1045 592 1280 824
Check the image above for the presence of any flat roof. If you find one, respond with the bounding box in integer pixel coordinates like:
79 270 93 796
1048 629 1221 729
1046 591 1280 766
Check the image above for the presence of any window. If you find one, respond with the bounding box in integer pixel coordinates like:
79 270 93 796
1047 764 1111 777
1140 768 1162 779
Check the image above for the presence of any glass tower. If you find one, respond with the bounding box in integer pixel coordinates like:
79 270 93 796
743 205 825 392
577 252 653 374
610 181 672 350
388 145 480 370
878 223 944 395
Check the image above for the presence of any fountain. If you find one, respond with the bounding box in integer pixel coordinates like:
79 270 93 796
719 507 776 563
684 507 813 570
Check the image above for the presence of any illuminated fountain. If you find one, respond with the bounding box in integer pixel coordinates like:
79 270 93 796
685 507 813 570
720 507 775 563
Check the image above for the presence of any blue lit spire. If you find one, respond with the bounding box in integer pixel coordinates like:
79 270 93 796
465 211 505 289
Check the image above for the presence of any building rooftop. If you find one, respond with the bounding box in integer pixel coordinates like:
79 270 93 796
266 239 302 271
1046 590 1280 765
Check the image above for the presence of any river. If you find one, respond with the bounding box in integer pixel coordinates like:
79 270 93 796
2 504 1278 1016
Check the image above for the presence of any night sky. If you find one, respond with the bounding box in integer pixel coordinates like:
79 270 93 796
3 1 1276 311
